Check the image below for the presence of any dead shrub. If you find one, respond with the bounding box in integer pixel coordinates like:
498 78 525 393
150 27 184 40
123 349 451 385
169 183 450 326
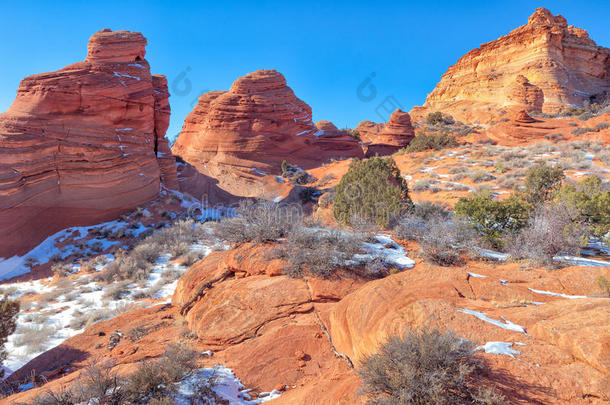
509 202 586 266
276 228 365 278
359 329 503 405
213 201 301 244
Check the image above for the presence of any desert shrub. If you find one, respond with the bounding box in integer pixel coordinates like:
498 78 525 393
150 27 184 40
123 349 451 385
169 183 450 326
213 201 301 244
281 161 312 185
395 212 474 266
412 178 436 191
277 228 366 278
510 202 585 266
426 111 455 126
13 325 57 355
523 162 564 206
594 122 610 131
412 201 451 221
455 191 530 249
0 296 19 377
571 127 595 135
98 220 205 283
29 344 203 404
597 276 610 296
69 309 109 330
417 218 474 266
470 169 495 183
555 175 610 237
403 133 458 153
333 157 412 228
51 263 73 278
359 329 503 405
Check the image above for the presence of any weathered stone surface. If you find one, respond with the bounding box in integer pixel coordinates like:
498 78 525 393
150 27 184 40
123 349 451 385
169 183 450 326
172 70 362 197
0 29 177 258
357 109 415 157
416 7 610 122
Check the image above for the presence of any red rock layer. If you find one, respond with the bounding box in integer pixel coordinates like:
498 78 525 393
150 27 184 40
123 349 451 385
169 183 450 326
0 29 177 258
417 7 610 122
172 70 362 197
356 109 415 157
505 75 544 112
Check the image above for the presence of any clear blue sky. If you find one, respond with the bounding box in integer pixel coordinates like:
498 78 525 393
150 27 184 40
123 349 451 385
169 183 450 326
1 1 609 143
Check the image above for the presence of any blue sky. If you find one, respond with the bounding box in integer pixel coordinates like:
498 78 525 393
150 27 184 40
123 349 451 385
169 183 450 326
1 1 609 142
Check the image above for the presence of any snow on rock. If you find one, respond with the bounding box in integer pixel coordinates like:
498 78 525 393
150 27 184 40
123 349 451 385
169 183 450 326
528 288 587 299
0 219 132 281
476 342 522 358
356 234 415 269
553 255 610 267
173 366 280 404
459 309 527 334
467 272 487 278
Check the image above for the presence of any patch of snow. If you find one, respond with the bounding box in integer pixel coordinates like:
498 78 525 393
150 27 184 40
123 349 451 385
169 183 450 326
553 255 610 267
474 248 509 261
467 272 487 278
476 342 521 358
174 366 280 404
356 234 415 268
459 309 526 334
528 288 587 299
113 72 141 81
275 176 285 184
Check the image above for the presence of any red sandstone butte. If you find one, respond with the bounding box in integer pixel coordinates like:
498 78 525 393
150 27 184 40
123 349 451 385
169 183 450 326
0 29 177 259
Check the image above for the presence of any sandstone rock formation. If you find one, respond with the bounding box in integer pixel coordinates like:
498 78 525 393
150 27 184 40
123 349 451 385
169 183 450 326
0 29 177 258
417 7 610 122
8 244 610 404
505 75 544 112
311 121 364 160
172 70 362 197
356 109 415 157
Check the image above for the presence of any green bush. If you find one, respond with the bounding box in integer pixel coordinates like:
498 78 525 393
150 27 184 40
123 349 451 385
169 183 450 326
333 157 412 228
523 162 564 205
426 111 455 126
455 191 530 249
403 133 459 153
555 175 610 237
0 295 19 377
359 329 503 405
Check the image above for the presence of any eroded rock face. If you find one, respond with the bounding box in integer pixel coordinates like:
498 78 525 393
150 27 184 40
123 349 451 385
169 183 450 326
505 75 544 112
172 70 362 197
0 29 177 258
418 7 610 122
356 109 414 157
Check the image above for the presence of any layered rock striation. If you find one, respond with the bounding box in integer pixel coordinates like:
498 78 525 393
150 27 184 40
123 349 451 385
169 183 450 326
417 7 610 122
0 29 176 258
356 109 415 157
172 70 362 196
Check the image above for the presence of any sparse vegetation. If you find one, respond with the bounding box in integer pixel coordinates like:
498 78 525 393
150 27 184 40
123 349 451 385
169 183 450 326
213 201 301 244
28 343 215 404
359 329 504 405
333 157 412 228
509 202 585 266
402 133 459 153
455 191 530 249
426 111 455 126
277 228 366 278
0 295 19 377
523 162 564 206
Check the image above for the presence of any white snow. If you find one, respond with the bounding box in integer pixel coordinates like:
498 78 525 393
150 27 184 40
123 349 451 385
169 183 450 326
528 288 587 299
553 255 610 267
356 234 415 269
459 309 526 334
467 272 487 278
474 249 509 261
113 72 141 81
173 366 280 404
0 220 127 281
476 341 522 358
